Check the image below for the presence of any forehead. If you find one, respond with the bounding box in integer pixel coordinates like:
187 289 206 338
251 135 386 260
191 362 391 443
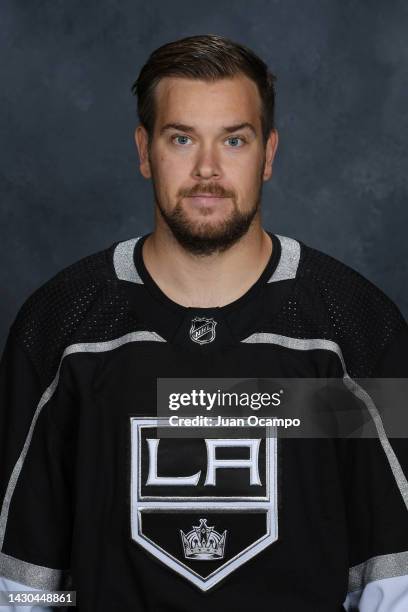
153 74 262 131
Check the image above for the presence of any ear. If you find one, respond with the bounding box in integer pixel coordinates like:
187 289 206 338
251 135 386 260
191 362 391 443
262 129 279 181
134 125 152 179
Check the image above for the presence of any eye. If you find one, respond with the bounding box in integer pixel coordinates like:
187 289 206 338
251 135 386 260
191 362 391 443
172 134 192 146
226 136 246 147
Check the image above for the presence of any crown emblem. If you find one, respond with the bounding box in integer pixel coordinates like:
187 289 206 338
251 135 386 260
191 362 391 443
180 518 227 560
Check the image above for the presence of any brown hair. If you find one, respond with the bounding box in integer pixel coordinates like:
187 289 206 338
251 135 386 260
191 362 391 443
131 34 276 146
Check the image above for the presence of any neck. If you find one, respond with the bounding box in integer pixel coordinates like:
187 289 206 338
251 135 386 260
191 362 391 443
141 222 272 308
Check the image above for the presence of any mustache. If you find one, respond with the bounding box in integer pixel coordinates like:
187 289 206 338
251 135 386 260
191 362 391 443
181 185 234 198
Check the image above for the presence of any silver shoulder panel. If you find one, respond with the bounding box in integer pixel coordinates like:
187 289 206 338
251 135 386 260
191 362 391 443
113 237 143 283
268 235 301 283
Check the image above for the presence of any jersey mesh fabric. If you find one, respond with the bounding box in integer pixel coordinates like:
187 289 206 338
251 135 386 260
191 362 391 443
268 244 406 377
10 240 406 384
10 244 140 387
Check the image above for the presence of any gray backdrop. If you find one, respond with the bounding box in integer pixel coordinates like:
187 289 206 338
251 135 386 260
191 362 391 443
1 0 407 349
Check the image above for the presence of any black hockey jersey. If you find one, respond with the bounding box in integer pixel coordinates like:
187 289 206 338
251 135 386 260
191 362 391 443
0 231 408 611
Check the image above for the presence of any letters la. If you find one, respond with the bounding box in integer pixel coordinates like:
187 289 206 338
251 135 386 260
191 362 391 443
130 417 278 591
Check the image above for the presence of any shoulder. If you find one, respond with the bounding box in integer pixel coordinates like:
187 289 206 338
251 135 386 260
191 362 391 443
9 239 128 385
274 234 407 376
296 238 404 326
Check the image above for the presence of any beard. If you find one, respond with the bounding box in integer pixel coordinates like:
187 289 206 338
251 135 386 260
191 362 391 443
152 177 264 257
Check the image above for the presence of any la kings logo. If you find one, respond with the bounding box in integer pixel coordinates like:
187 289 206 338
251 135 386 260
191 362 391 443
130 418 278 591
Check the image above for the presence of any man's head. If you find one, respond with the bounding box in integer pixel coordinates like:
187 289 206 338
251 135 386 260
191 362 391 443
132 34 278 255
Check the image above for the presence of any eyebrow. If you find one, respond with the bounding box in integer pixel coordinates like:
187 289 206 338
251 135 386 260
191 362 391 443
159 122 257 137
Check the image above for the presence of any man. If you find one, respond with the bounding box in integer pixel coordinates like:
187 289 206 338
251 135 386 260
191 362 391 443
0 34 407 611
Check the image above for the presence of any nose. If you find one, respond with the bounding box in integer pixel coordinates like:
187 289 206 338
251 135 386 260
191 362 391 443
192 144 221 180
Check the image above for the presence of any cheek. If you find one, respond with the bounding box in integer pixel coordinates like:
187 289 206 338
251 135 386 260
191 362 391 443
226 147 263 170
153 158 188 198
155 152 189 177
151 154 177 183
226 158 262 187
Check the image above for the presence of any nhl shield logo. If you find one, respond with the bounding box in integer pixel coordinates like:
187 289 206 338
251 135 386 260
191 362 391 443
189 317 217 344
130 418 278 591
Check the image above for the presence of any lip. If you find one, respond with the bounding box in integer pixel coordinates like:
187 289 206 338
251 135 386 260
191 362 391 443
187 195 228 209
185 195 229 205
